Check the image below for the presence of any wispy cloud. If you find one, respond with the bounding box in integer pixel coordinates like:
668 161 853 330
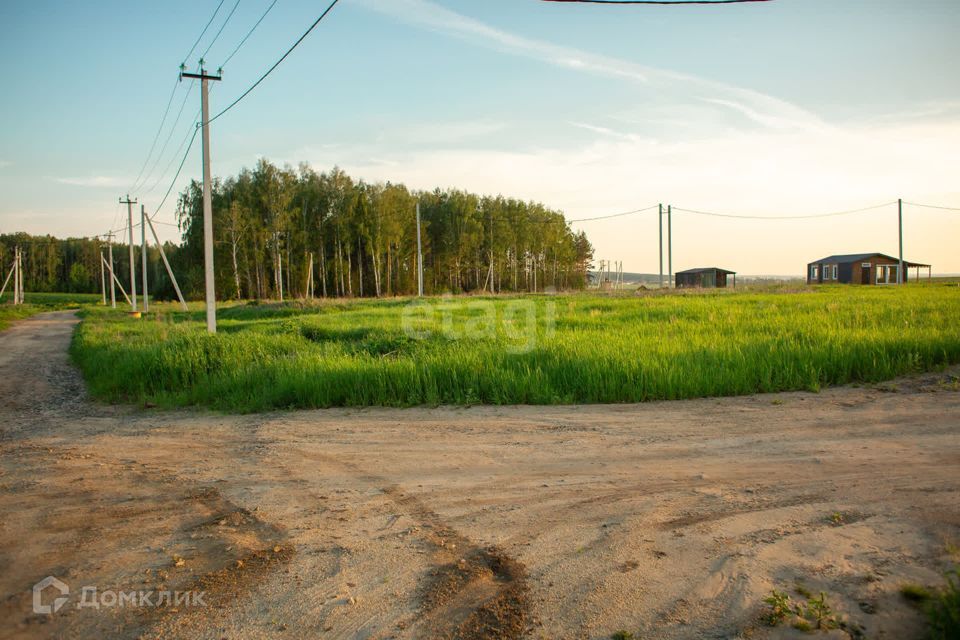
56 175 128 188
355 0 824 132
0 160 11 169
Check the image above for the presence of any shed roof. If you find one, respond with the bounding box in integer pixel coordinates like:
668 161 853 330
809 252 930 267
676 267 736 275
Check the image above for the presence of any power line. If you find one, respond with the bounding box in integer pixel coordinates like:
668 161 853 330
541 0 772 4
672 201 897 220
127 0 231 198
183 0 226 65
151 126 201 222
904 201 960 212
568 204 660 222
221 0 279 69
128 77 181 193
208 0 341 125
142 109 201 199
136 79 197 196
201 0 242 61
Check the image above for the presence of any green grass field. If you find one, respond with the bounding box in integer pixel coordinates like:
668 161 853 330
69 285 960 411
0 292 102 331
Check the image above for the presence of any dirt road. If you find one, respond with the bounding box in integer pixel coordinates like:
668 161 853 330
1 311 958 639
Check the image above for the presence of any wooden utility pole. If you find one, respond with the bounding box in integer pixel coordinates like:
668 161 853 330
658 203 664 288
181 64 222 332
898 198 904 285
119 195 138 311
416 202 424 297
141 205 149 311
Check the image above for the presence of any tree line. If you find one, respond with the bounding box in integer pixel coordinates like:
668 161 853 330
176 160 594 300
1 161 594 300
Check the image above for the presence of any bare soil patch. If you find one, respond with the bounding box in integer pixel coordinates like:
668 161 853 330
1 311 959 639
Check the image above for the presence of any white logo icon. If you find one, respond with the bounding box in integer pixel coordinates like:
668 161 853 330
33 576 69 614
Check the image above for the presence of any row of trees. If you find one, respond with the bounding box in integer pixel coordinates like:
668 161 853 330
1 162 594 300
175 160 594 299
0 233 184 300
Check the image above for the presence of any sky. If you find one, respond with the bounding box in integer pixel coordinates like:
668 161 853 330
1 0 958 275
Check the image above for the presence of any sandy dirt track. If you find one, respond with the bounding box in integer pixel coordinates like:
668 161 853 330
1 311 959 639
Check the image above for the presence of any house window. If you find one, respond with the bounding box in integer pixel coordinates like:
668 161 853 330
876 265 884 283
810 265 819 280
832 265 838 280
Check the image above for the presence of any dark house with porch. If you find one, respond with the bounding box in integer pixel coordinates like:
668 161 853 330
675 267 736 289
806 253 931 285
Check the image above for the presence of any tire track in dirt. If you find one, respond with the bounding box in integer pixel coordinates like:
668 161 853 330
0 442 292 639
281 446 531 640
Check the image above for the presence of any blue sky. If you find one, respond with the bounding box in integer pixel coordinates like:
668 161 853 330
1 0 958 274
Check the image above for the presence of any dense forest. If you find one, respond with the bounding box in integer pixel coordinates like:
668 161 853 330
1 162 594 300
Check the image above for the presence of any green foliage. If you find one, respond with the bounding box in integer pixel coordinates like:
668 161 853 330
610 631 635 640
70 286 960 411
901 583 934 603
925 571 960 640
763 590 794 625
766 588 839 632
175 160 594 300
803 592 838 630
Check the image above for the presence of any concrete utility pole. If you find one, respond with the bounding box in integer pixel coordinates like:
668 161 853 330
141 205 149 311
181 63 222 333
667 205 673 289
658 203 664 288
898 198 904 285
119 195 138 311
416 201 424 297
100 250 106 305
0 256 14 301
13 246 21 305
107 232 116 308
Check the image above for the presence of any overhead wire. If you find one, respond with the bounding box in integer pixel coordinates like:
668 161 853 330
201 0 242 61
541 0 772 4
567 204 660 222
125 0 232 202
182 0 227 65
904 201 960 212
208 0 341 125
671 201 897 220
128 77 181 194
221 0 279 69
136 80 197 196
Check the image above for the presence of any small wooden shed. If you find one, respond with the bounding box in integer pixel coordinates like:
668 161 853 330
675 267 736 289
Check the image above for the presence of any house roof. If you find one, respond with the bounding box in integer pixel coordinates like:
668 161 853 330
676 267 736 275
809 253 930 267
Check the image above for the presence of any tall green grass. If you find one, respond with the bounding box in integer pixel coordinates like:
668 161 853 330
70 286 960 411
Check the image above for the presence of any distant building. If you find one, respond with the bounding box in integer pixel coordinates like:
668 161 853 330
806 253 931 285
675 267 736 289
